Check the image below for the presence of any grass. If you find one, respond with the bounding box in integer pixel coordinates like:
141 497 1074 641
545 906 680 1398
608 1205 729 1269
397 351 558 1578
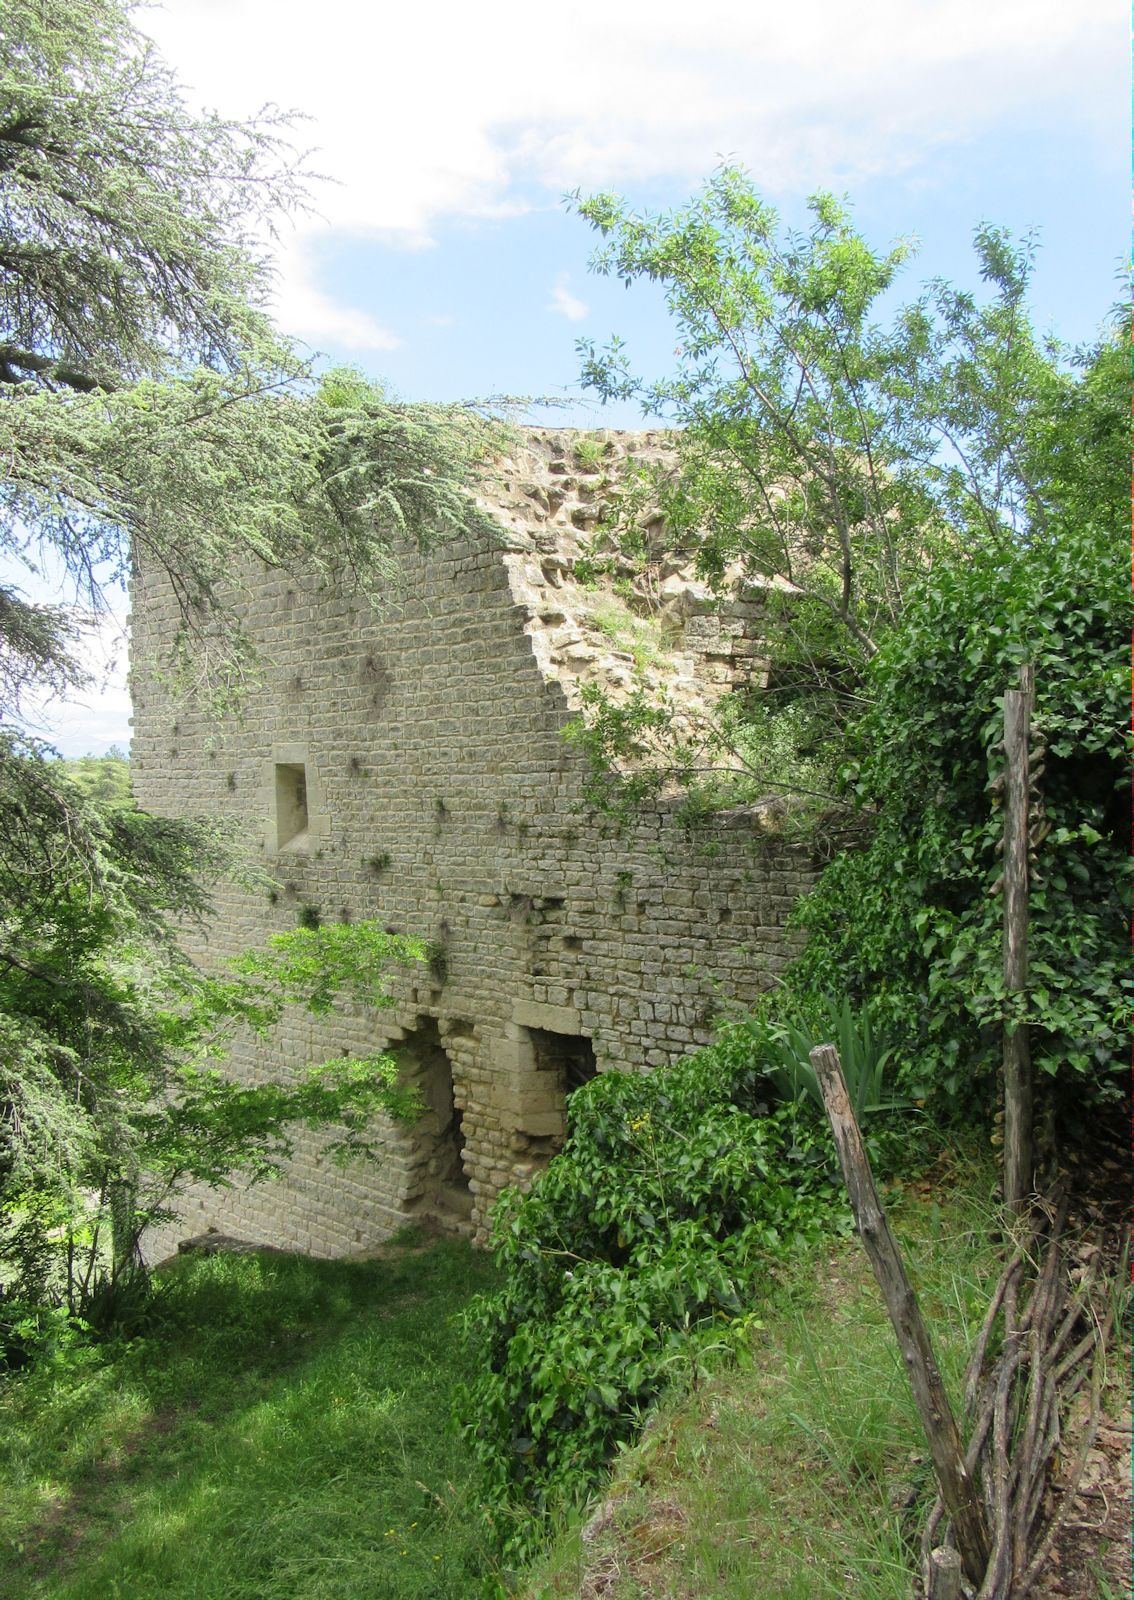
573 437 611 471
514 1154 1014 1600
0 1230 501 1600
585 596 668 672
6 1159 1124 1600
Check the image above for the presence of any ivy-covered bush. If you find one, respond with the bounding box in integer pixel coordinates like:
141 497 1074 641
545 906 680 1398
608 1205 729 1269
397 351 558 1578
785 316 1129 1116
789 522 1128 1112
455 1041 851 1558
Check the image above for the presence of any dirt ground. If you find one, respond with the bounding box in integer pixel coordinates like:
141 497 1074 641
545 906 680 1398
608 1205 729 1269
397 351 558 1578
1030 1113 1130 1600
1038 1396 1131 1599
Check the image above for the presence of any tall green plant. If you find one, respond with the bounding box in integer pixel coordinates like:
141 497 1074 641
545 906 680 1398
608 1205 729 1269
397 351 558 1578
788 324 1129 1111
762 996 906 1124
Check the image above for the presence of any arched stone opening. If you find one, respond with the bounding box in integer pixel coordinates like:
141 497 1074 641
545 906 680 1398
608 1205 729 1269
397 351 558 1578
498 1002 599 1177
527 1026 597 1094
391 1016 472 1228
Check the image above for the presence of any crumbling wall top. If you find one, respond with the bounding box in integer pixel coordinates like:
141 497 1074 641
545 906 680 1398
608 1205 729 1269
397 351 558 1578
477 428 793 723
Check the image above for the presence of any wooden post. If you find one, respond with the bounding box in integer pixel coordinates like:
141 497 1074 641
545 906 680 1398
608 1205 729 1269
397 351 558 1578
810 1043 990 1589
1002 663 1034 1212
927 1546 963 1600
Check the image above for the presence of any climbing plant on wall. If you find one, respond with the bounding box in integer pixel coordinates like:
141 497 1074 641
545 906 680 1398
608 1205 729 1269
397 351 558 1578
787 323 1129 1113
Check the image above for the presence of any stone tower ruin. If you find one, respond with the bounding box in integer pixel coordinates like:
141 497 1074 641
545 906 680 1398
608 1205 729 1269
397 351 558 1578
130 430 818 1257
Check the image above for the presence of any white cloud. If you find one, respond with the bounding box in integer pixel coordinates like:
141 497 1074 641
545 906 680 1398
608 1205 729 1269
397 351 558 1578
269 237 400 352
140 0 1120 344
547 275 588 322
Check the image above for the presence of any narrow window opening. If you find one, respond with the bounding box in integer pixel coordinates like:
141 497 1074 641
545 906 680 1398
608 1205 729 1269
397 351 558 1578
275 762 309 849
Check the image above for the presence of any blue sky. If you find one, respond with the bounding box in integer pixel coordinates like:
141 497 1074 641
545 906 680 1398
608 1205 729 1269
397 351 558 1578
27 0 1125 754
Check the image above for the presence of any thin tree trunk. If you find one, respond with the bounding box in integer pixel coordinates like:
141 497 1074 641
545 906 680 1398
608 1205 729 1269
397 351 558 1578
1002 663 1034 1212
810 1043 990 1589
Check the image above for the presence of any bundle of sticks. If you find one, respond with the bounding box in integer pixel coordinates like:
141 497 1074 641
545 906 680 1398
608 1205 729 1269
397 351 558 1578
920 1190 1124 1599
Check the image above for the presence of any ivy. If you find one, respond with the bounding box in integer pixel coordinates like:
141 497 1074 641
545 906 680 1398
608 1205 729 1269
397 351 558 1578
789 345 1130 1111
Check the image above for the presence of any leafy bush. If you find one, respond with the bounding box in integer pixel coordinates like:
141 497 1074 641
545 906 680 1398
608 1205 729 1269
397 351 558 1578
790 523 1129 1114
0 1297 98 1372
455 1041 854 1559
784 315 1130 1118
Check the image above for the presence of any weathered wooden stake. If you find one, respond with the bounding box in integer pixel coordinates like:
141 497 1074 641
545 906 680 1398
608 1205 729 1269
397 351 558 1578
810 1042 990 1589
927 1545 963 1600
1002 662 1034 1213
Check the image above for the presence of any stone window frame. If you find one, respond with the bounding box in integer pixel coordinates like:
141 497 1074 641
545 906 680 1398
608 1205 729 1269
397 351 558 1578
262 743 330 855
498 1000 597 1139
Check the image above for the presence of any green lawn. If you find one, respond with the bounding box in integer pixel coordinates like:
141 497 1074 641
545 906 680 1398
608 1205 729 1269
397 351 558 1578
0 1232 501 1600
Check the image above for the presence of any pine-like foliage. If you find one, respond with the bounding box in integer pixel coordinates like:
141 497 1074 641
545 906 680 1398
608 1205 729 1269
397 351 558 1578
0 0 492 1342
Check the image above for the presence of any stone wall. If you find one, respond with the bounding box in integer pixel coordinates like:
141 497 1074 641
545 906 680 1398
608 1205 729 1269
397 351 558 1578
130 430 820 1259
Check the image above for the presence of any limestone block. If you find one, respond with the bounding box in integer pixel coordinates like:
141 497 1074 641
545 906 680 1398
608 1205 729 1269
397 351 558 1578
487 1037 536 1072
512 999 582 1035
498 1074 564 1116
516 1110 566 1138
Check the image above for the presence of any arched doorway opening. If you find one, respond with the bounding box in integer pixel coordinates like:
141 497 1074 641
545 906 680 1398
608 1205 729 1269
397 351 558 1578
392 1016 472 1228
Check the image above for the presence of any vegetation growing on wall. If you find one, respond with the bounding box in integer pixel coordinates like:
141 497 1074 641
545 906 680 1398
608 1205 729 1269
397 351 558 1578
567 167 1128 1113
566 170 1126 830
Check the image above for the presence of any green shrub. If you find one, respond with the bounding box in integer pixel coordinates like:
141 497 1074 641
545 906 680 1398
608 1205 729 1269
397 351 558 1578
0 1298 96 1372
786 321 1129 1118
789 517 1129 1115
455 1041 853 1560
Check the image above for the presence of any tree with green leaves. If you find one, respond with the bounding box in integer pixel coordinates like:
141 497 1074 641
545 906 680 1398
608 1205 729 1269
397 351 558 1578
1 831 427 1344
0 0 491 1342
1 0 494 703
569 166 1128 1120
787 321 1129 1120
63 746 132 806
569 168 1069 802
